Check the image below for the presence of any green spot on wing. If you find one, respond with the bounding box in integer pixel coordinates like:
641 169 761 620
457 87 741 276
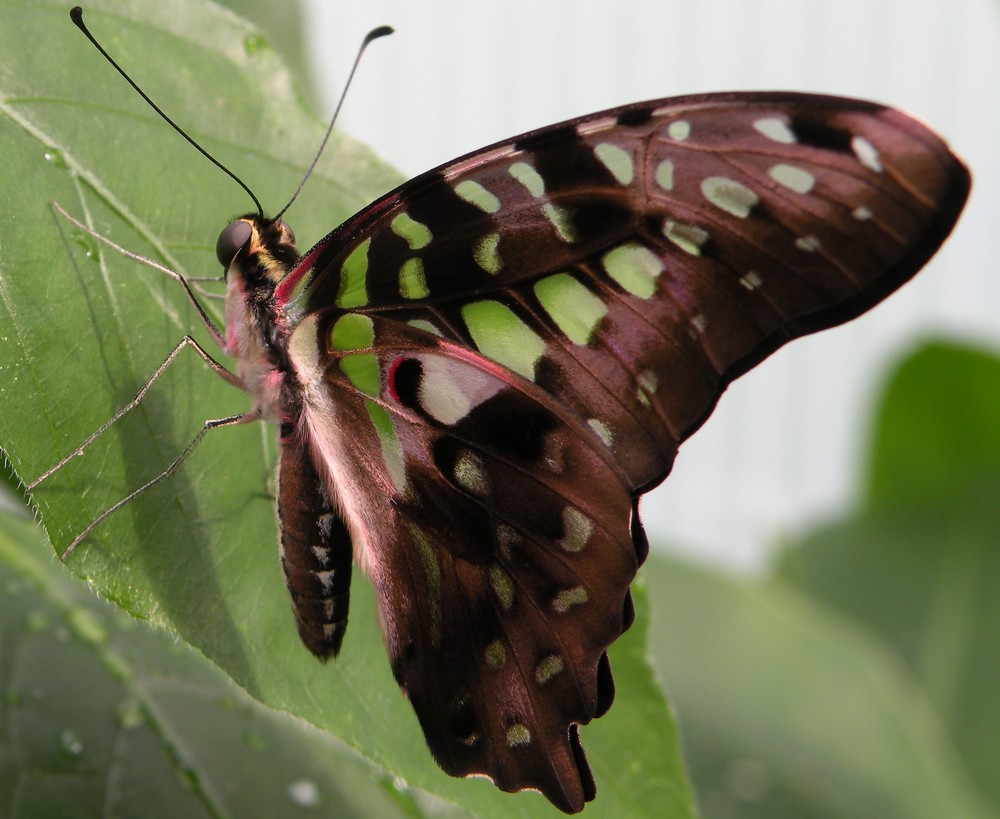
663 220 709 256
337 239 370 308
488 564 515 609
508 161 545 197
454 179 501 213
655 159 674 191
542 202 577 243
534 273 607 345
506 724 531 747
602 242 664 299
339 353 380 397
768 163 815 194
399 258 429 299
559 506 594 553
668 119 691 140
409 526 442 647
408 318 442 336
391 212 433 249
485 639 506 669
474 233 502 274
535 654 565 684
454 449 490 496
329 314 374 351
701 176 759 218
594 142 634 185
461 300 545 381
331 314 379 396
553 586 588 613
366 400 406 492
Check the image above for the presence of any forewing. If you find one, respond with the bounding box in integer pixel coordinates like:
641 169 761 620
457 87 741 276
294 92 969 493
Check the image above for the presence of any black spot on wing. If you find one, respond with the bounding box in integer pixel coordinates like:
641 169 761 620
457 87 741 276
452 391 558 464
389 356 422 410
514 123 579 153
788 111 856 154
616 106 654 127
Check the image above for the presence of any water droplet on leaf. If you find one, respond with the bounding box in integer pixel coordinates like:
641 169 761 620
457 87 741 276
288 779 319 808
60 729 84 757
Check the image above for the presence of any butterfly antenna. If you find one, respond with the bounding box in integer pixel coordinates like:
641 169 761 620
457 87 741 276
272 25 394 222
70 6 265 218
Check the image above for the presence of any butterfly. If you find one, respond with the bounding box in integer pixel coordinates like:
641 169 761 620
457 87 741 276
40 8 969 815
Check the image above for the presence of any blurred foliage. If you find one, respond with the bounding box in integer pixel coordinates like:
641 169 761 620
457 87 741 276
648 341 999 818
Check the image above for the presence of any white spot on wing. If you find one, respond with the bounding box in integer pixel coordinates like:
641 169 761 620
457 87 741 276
795 235 822 253
769 163 815 194
576 115 617 135
417 356 504 425
668 120 691 140
852 136 883 172
701 176 759 218
753 117 796 144
655 159 674 191
663 219 709 255
588 418 613 448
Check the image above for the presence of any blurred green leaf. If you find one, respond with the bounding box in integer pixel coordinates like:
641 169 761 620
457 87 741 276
782 341 1000 810
863 341 1000 508
0 1 689 816
646 554 995 819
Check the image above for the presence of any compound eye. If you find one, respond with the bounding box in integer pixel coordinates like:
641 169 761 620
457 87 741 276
276 220 295 246
216 220 253 268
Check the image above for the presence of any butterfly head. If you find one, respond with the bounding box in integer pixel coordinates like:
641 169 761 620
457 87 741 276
216 215 299 285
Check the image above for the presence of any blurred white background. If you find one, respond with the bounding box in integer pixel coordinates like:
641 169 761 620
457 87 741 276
299 0 999 571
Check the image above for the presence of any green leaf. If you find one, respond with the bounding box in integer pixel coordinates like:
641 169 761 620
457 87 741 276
0 509 467 819
214 0 317 104
0 1 690 815
646 554 995 819
863 341 1000 507
782 341 1000 811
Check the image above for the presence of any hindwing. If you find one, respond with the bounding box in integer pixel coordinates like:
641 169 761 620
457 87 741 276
285 314 640 811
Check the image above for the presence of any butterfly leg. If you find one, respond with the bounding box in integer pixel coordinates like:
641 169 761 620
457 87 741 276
51 200 227 348
55 406 261 561
28 334 241 490
26 329 254 561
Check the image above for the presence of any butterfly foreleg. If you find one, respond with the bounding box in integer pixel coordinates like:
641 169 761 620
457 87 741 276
51 200 227 348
